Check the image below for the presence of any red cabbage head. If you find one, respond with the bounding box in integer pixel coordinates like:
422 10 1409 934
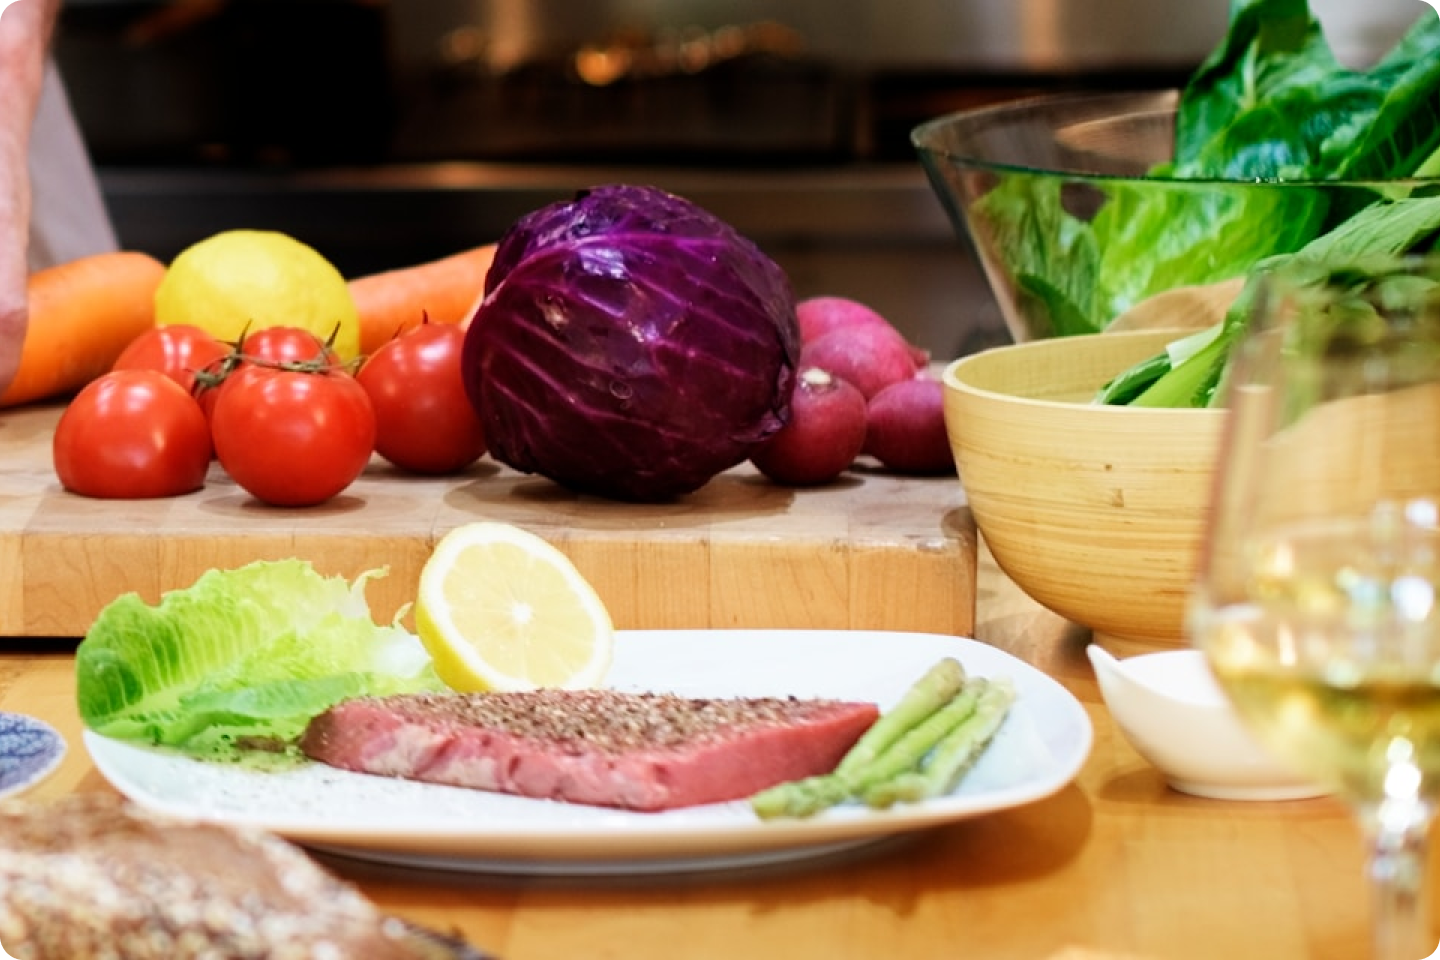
462 184 800 501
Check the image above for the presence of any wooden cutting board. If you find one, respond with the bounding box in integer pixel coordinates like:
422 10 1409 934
0 405 976 639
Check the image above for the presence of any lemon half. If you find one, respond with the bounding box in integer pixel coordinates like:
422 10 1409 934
155 229 361 361
414 522 615 692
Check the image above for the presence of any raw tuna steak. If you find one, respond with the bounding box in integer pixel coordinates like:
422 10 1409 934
301 689 879 811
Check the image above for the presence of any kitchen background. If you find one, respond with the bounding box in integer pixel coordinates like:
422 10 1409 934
50 0 1423 358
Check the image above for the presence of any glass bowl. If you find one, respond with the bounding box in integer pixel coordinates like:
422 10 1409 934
912 89 1440 344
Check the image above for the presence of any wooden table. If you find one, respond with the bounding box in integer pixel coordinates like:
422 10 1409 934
0 539 1394 960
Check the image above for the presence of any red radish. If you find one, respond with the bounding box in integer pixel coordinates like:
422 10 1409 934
797 296 894 342
801 325 922 401
750 367 867 486
864 377 954 475
796 295 930 367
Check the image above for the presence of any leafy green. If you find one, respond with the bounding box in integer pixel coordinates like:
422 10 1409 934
1326 14 1440 181
1081 0 1440 407
1174 0 1359 178
1089 178 1323 324
1093 0 1440 321
76 560 444 761
1119 194 1440 407
967 0 1439 347
969 174 1101 337
1173 1 1439 181
1293 194 1440 262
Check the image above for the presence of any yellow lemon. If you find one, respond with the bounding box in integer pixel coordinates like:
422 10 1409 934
414 522 615 692
154 229 361 361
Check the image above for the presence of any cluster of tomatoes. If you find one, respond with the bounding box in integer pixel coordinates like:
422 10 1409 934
52 321 486 506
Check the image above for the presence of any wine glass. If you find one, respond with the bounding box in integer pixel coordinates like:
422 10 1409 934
1189 252 1440 960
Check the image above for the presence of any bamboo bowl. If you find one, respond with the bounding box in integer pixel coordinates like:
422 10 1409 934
942 330 1225 653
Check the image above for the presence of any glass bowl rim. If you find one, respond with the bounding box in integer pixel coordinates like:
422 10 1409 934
910 87 1440 189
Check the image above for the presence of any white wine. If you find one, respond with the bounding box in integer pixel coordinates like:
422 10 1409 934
1206 627 1440 801
1195 516 1440 803
1196 256 1440 960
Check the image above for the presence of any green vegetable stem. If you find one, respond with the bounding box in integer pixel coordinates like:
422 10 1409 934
751 657 967 819
833 656 966 779
1107 194 1440 408
863 678 1017 809
750 660 1015 820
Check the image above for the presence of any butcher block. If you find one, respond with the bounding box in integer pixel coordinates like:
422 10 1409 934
0 404 976 639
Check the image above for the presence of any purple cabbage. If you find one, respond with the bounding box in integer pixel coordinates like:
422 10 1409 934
462 184 800 501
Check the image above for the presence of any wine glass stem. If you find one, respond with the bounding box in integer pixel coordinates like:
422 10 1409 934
1360 799 1435 960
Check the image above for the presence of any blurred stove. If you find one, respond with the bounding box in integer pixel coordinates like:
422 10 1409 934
69 0 1420 358
382 0 1224 166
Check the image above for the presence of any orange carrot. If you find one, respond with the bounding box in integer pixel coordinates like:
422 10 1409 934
349 242 497 355
0 251 167 408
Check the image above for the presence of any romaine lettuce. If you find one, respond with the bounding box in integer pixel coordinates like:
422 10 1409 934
1099 194 1440 407
76 560 444 761
1093 0 1440 324
969 0 1440 342
969 173 1101 337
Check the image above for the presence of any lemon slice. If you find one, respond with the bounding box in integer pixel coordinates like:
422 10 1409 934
414 522 614 692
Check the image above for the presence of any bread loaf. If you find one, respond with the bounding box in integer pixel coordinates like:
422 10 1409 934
0 793 489 960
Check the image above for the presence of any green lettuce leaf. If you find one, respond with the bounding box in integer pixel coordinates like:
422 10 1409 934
1118 194 1440 408
1090 177 1324 323
961 0 1438 353
968 172 1103 336
76 559 444 761
1091 1 1438 323
1173 1 1439 184
1325 12 1440 181
1171 0 1337 173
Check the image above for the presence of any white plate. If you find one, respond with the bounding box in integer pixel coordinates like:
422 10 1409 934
86 630 1092 876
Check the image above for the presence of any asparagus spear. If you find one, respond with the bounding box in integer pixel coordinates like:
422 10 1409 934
748 773 845 820
862 677 1017 809
846 679 984 794
833 657 966 778
752 678 985 819
750 658 966 819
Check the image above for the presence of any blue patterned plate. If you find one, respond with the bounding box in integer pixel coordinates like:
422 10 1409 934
0 712 67 800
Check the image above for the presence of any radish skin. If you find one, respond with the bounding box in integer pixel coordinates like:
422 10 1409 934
800 325 921 401
864 377 954 475
751 367 867 486
797 296 930 367
797 296 895 343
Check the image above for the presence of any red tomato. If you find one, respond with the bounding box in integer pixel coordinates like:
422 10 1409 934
111 324 230 395
53 370 212 499
356 322 486 474
200 326 345 424
210 365 376 507
237 326 341 368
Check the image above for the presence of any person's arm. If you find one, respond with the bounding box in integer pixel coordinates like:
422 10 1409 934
0 0 62 395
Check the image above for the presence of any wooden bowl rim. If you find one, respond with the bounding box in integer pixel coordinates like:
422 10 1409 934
941 330 1226 417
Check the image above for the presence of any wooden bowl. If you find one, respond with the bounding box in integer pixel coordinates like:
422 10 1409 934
942 330 1225 653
